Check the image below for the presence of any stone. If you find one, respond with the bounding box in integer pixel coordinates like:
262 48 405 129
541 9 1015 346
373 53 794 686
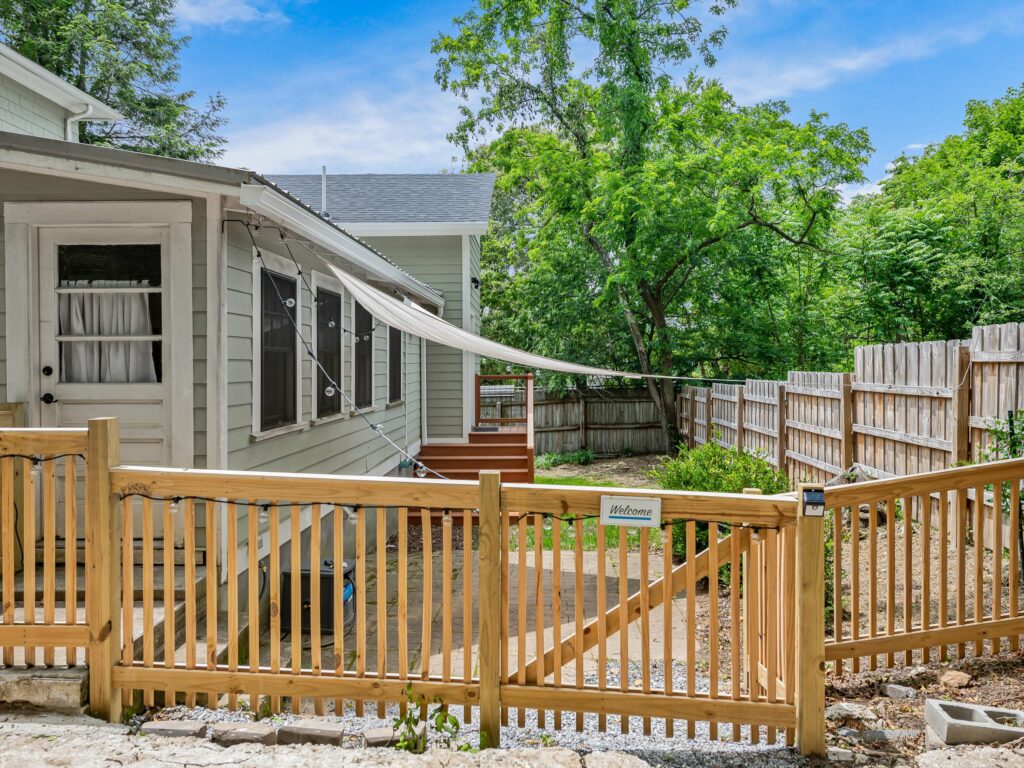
0 667 88 713
363 722 426 750
140 720 208 738
925 724 948 750
925 699 1024 746
918 747 1024 768
209 721 277 746
277 720 346 746
497 749 582 767
882 683 918 699
585 753 649 768
839 726 860 739
828 747 857 763
826 702 879 722
858 728 921 743
937 669 972 688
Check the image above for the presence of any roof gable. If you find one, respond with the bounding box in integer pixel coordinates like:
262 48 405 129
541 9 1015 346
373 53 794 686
0 43 121 122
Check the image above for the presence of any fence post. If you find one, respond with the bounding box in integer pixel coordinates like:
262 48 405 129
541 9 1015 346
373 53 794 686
478 470 502 748
86 417 121 723
775 384 787 474
579 391 587 452
704 388 714 445
951 345 971 465
840 372 854 471
474 373 482 428
687 389 697 449
736 385 746 454
795 484 826 757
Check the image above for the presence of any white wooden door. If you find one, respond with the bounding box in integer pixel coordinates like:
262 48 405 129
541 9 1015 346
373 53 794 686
37 227 173 537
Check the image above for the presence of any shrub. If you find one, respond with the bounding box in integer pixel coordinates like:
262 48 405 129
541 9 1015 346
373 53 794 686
535 447 595 469
649 439 789 564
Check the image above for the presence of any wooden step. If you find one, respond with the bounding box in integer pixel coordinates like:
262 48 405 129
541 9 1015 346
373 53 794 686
420 443 529 458
424 456 529 471
468 431 527 445
433 469 532 483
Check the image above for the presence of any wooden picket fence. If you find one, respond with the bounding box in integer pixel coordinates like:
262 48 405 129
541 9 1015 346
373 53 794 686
0 417 830 755
678 322 1024 485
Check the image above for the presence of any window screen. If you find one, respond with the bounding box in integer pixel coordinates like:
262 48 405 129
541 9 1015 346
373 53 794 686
388 326 402 403
261 270 298 431
316 288 343 418
354 301 373 408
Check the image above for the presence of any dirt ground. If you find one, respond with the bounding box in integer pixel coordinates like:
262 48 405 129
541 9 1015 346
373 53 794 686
537 454 668 488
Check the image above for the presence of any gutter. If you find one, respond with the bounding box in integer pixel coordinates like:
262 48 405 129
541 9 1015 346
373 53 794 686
64 102 93 142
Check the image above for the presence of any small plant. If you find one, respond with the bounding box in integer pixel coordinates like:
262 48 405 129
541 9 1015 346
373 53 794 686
539 732 556 746
392 684 477 753
535 448 595 469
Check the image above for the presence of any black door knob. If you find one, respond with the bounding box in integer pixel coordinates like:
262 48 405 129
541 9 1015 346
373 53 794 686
42 365 53 376
40 393 57 404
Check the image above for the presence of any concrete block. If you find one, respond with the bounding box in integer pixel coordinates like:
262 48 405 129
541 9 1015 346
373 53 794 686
924 724 947 750
0 668 87 713
881 683 917 699
210 721 277 746
277 720 346 746
140 720 208 738
924 698 1024 745
364 722 425 750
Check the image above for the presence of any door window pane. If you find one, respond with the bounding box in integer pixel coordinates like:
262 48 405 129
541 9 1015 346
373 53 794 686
56 244 162 383
261 270 298 431
388 326 402 403
354 302 373 408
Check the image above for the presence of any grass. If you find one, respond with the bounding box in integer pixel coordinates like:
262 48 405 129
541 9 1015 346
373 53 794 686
512 475 663 552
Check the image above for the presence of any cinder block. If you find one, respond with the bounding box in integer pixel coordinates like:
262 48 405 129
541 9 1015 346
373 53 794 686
210 721 277 746
924 698 1024 745
277 720 346 746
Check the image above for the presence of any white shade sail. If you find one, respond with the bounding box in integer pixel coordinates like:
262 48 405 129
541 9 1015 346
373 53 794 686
324 262 653 380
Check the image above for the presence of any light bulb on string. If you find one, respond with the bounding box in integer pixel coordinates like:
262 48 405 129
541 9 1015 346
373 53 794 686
328 320 336 328
542 515 553 532
343 505 359 524
324 386 336 398
169 497 181 516
415 464 428 478
284 298 296 308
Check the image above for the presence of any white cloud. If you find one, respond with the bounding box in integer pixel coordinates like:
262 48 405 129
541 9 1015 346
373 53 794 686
719 7 1024 103
904 143 927 151
221 88 464 174
177 0 285 26
839 179 882 204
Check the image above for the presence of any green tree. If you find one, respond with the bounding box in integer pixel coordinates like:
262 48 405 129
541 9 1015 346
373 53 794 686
0 0 226 160
838 85 1024 344
437 2 870 446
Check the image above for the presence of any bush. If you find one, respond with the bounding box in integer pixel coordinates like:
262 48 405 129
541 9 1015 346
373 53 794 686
535 447 595 470
649 440 790 563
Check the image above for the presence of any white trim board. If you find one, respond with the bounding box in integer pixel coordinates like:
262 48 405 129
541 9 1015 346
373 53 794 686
341 221 489 237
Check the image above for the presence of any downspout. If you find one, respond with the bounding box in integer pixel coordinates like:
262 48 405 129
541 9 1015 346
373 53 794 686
65 103 94 142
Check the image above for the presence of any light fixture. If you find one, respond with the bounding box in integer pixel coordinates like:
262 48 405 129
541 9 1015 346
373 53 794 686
471 276 481 289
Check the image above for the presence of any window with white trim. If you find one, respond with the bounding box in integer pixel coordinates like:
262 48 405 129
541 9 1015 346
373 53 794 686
354 301 373 408
315 287 343 418
260 269 299 431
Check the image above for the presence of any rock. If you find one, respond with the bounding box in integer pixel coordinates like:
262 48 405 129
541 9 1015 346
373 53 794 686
277 720 346 746
918 747 1024 768
882 683 918 699
858 728 921 743
937 669 972 688
209 721 277 746
0 667 88 713
364 722 425 750
827 747 857 763
140 720 208 738
925 724 948 750
826 702 879 722
498 749 582 767
838 726 860 739
584 753 650 768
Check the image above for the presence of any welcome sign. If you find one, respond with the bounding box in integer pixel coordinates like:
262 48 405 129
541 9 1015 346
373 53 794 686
600 495 662 528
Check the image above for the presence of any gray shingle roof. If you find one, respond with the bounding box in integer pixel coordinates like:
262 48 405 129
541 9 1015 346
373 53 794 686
265 173 495 224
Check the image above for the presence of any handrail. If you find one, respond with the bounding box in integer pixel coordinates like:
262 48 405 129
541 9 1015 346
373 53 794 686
475 372 535 427
824 455 1024 507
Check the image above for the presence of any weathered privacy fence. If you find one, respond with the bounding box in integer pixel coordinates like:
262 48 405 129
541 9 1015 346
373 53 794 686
480 385 667 455
0 418 833 756
679 322 1024 483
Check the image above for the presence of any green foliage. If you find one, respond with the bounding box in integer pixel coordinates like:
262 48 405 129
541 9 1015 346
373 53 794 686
0 0 226 160
982 410 1024 461
535 447 595 469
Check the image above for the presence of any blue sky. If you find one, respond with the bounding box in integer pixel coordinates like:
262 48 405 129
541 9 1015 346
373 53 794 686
176 0 1024 194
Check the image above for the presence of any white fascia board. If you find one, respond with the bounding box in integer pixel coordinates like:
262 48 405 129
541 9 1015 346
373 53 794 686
0 47 122 121
239 183 445 310
0 147 240 197
339 221 489 237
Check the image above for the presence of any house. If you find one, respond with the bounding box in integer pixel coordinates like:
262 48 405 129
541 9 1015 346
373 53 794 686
0 42 498 565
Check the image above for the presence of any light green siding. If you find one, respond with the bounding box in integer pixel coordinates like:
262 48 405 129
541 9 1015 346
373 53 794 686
224 224 422 475
0 73 67 140
365 235 466 440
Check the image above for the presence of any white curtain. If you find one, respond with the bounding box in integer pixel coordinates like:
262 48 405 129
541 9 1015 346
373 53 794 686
58 280 158 383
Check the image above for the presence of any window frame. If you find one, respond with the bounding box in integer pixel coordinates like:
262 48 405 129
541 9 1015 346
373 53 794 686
310 270 346 423
251 248 303 439
387 325 403 405
352 299 376 410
